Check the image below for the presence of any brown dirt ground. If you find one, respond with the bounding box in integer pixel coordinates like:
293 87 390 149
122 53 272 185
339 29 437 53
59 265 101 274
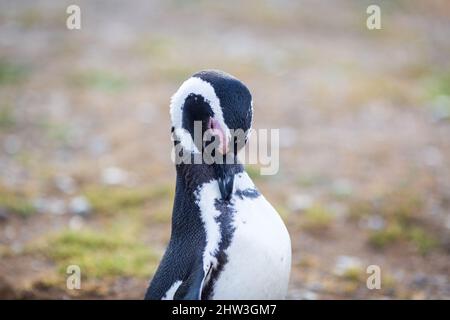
0 0 449 299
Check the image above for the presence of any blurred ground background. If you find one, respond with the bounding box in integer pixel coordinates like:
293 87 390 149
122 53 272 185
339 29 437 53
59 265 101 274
0 0 449 299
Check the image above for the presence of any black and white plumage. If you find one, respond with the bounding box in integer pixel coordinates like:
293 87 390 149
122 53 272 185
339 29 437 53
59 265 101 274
145 70 291 300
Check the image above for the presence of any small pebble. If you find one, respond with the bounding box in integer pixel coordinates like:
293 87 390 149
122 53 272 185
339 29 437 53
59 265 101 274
0 207 9 222
34 197 66 215
69 196 91 216
288 289 318 300
3 135 22 155
55 175 76 194
430 95 450 121
4 226 15 240
69 216 84 231
10 242 23 254
89 136 109 156
332 179 353 198
288 194 313 212
366 215 385 231
334 255 362 276
101 166 128 186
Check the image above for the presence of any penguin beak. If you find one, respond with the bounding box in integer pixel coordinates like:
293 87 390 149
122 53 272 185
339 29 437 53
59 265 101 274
207 117 229 154
207 117 234 201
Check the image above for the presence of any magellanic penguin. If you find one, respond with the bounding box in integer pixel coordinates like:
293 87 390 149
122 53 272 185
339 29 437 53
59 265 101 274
145 70 291 300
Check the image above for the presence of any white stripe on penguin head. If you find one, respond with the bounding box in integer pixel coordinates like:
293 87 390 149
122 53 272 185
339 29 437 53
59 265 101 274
170 77 231 153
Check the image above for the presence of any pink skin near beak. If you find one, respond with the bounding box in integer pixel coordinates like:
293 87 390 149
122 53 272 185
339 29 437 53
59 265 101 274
208 118 229 154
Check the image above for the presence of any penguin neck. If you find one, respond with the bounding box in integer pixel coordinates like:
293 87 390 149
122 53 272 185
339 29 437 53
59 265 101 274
174 154 243 193
170 154 243 236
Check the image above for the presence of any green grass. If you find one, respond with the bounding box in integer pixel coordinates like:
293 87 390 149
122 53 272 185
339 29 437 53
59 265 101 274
349 188 423 222
68 70 129 92
369 224 437 255
246 165 263 180
349 187 438 255
0 186 35 217
342 267 363 282
408 227 438 255
365 189 437 254
17 8 44 29
384 189 423 223
83 185 173 215
39 121 72 145
302 204 334 231
368 222 403 249
0 60 28 85
348 198 373 220
427 70 450 97
426 70 450 120
0 105 15 130
297 174 328 188
39 224 159 279
135 36 174 58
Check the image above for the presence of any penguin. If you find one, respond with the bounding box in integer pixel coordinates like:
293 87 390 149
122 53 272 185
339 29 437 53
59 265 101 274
145 70 291 300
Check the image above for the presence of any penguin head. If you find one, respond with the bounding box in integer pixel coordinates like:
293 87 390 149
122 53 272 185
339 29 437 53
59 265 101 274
170 70 253 155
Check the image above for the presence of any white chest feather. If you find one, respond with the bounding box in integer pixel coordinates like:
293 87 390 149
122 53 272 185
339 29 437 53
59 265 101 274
196 172 291 300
